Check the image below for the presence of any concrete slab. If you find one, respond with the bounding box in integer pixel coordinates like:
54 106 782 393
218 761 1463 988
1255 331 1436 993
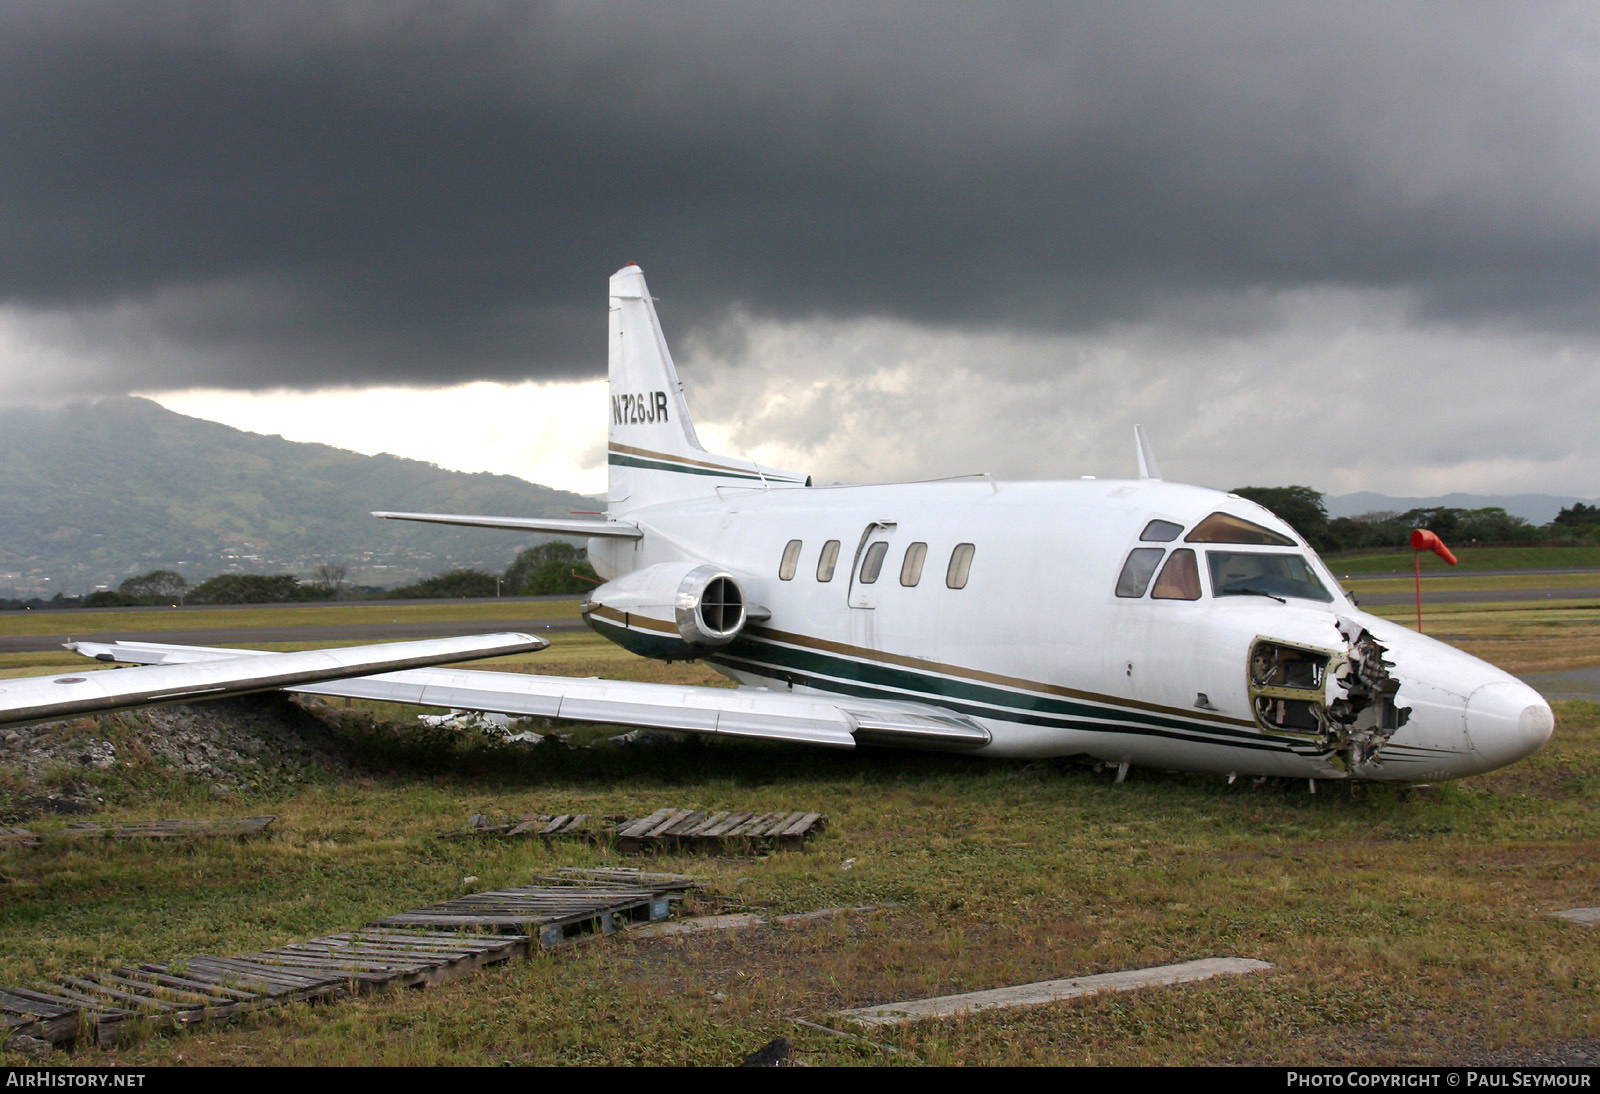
1551 907 1600 926
836 957 1274 1026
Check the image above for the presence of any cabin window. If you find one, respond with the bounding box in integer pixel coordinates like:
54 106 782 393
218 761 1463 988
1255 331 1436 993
779 539 803 581
1186 511 1295 546
901 542 928 586
1115 547 1165 598
946 543 976 589
1151 548 1202 600
1140 519 1184 542
817 540 841 582
1206 551 1333 602
859 541 889 584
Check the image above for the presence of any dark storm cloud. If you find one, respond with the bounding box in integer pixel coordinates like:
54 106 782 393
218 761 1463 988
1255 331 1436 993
1 1 1596 391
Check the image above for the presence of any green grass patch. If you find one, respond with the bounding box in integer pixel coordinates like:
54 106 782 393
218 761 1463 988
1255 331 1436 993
2 714 1596 1066
1326 545 1600 574
1344 572 1600 596
2 599 1597 1065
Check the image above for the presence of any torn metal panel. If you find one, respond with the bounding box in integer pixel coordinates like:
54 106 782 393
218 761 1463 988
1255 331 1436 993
1329 618 1410 774
1246 619 1411 776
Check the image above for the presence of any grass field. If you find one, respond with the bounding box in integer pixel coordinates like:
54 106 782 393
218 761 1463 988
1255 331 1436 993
0 599 1596 1066
1342 571 1600 594
1327 544 1600 574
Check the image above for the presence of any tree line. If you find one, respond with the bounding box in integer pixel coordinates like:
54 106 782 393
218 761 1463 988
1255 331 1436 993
4 542 599 610
8 497 1598 611
1230 486 1600 555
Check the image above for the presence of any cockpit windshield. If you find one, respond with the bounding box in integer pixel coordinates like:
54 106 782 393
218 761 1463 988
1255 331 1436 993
1206 551 1333 603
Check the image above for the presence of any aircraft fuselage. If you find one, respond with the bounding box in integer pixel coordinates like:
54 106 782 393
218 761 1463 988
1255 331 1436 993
585 475 1552 783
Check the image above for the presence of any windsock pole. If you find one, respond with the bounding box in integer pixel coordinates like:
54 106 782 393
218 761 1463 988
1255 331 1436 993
1410 529 1459 633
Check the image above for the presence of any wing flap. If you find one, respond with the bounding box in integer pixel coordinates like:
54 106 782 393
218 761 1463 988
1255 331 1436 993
299 673 860 748
843 703 994 750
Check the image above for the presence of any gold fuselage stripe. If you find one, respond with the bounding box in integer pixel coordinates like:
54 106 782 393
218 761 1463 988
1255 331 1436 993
744 623 1254 728
585 601 1252 729
586 603 680 635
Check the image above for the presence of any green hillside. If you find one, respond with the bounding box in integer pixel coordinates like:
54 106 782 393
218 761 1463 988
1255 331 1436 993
0 397 597 595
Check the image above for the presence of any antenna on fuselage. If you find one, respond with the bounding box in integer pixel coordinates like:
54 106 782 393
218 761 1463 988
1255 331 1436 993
1134 425 1162 481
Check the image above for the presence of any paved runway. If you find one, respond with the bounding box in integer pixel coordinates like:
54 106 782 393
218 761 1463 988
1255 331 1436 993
1521 666 1600 701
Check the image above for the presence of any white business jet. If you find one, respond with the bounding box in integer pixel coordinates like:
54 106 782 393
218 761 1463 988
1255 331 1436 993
52 265 1552 784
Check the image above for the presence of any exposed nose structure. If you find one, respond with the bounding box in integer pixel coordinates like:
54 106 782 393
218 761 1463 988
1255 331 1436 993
1464 680 1555 773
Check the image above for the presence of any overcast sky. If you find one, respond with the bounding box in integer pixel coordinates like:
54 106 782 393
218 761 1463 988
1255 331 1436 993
3 1 1597 499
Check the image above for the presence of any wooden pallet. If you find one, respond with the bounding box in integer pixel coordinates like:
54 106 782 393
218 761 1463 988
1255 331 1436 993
439 813 593 840
1 872 697 1050
612 809 826 853
1 930 533 1048
440 808 827 853
1 989 77 1046
538 867 701 898
255 929 530 988
59 816 275 841
368 884 677 946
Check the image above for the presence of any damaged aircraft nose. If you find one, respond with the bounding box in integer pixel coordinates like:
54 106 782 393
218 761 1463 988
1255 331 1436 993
1254 615 1555 781
1363 632 1556 780
1464 680 1554 771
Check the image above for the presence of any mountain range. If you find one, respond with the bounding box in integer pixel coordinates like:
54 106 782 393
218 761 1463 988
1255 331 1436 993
0 397 596 597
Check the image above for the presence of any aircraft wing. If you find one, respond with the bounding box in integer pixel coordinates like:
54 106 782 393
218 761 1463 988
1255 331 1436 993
0 633 547 729
70 640 992 752
372 512 643 540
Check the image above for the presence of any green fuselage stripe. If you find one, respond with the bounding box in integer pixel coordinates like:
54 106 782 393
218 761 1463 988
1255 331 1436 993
585 616 1309 757
712 635 1307 756
607 451 805 483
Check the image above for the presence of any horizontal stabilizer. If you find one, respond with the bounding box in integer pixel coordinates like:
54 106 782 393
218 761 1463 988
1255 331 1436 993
1 633 546 729
372 512 643 539
72 641 991 753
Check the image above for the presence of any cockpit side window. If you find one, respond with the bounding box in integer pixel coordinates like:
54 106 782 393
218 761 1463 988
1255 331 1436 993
1140 519 1184 542
1115 547 1165 598
1207 551 1333 602
1151 548 1201 600
1185 512 1296 546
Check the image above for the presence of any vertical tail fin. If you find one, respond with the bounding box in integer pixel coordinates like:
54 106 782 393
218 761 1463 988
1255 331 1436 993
607 265 808 512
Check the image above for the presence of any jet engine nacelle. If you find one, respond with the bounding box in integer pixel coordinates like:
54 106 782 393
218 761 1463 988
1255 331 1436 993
581 561 753 661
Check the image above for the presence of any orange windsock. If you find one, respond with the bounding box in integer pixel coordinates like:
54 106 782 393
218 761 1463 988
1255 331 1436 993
1410 528 1458 565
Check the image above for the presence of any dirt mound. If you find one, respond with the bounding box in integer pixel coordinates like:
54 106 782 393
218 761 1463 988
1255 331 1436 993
0 693 365 821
